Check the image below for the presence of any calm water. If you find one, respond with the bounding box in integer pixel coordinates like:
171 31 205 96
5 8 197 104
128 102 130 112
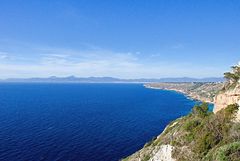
0 83 202 161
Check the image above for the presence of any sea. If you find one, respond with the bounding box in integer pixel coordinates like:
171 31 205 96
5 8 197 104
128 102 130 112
0 83 212 161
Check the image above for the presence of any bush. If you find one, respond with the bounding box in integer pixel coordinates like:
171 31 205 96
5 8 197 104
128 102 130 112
213 142 240 161
183 119 200 132
192 104 239 157
191 102 209 118
221 103 239 121
142 154 150 161
141 103 240 161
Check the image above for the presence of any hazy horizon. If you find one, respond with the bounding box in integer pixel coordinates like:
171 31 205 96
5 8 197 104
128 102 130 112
0 0 239 78
0 75 224 80
0 75 224 84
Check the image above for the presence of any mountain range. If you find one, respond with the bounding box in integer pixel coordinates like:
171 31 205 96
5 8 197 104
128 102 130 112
0 76 224 83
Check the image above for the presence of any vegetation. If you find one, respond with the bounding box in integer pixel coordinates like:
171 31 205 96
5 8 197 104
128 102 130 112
224 65 240 90
173 103 240 160
142 154 151 161
209 142 240 161
124 103 240 161
124 64 240 161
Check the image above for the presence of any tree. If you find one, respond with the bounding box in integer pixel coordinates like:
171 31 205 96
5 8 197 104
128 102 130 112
224 72 239 83
223 64 240 90
191 102 209 117
231 65 240 76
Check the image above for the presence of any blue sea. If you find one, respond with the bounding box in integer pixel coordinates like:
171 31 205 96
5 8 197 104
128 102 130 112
0 83 209 161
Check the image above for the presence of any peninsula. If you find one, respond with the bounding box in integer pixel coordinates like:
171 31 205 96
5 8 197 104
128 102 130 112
144 82 224 103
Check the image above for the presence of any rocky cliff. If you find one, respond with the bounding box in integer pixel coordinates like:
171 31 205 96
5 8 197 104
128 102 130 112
214 83 240 120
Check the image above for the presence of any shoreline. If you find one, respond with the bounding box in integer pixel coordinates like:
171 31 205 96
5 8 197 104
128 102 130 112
143 84 214 104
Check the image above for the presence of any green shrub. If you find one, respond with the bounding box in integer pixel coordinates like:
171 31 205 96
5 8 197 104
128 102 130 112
183 119 201 132
213 142 240 161
194 132 219 156
142 154 150 161
221 103 239 121
192 104 239 157
191 102 209 118
184 133 194 143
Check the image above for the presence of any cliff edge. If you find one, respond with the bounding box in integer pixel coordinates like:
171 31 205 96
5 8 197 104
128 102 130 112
214 65 240 120
214 84 240 120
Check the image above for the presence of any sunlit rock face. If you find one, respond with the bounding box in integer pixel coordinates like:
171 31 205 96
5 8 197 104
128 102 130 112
149 145 175 161
214 84 240 120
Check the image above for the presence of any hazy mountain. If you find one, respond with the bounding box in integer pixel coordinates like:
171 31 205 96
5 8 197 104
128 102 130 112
0 76 224 83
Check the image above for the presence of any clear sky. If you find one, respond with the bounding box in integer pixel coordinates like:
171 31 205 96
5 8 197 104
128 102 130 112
0 0 239 78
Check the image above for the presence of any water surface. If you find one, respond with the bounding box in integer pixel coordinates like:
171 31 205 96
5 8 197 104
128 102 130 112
0 83 198 161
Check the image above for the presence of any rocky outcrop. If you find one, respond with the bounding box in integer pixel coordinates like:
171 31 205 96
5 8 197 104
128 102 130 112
124 144 175 161
149 145 175 161
214 84 240 120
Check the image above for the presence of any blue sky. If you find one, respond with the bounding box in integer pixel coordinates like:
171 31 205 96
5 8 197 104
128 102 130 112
0 0 239 78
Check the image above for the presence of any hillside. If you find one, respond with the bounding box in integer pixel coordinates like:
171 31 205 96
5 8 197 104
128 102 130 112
123 103 240 161
124 64 240 161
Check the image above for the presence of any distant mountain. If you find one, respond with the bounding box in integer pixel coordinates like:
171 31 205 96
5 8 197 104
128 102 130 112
0 76 224 83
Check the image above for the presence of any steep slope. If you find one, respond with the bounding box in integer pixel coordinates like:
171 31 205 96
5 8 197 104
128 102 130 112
123 104 240 161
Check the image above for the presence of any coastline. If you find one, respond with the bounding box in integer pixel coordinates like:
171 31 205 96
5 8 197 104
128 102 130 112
124 82 227 161
143 84 214 104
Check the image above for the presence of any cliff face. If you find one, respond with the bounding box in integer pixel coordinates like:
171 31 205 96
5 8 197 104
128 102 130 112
214 83 240 120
